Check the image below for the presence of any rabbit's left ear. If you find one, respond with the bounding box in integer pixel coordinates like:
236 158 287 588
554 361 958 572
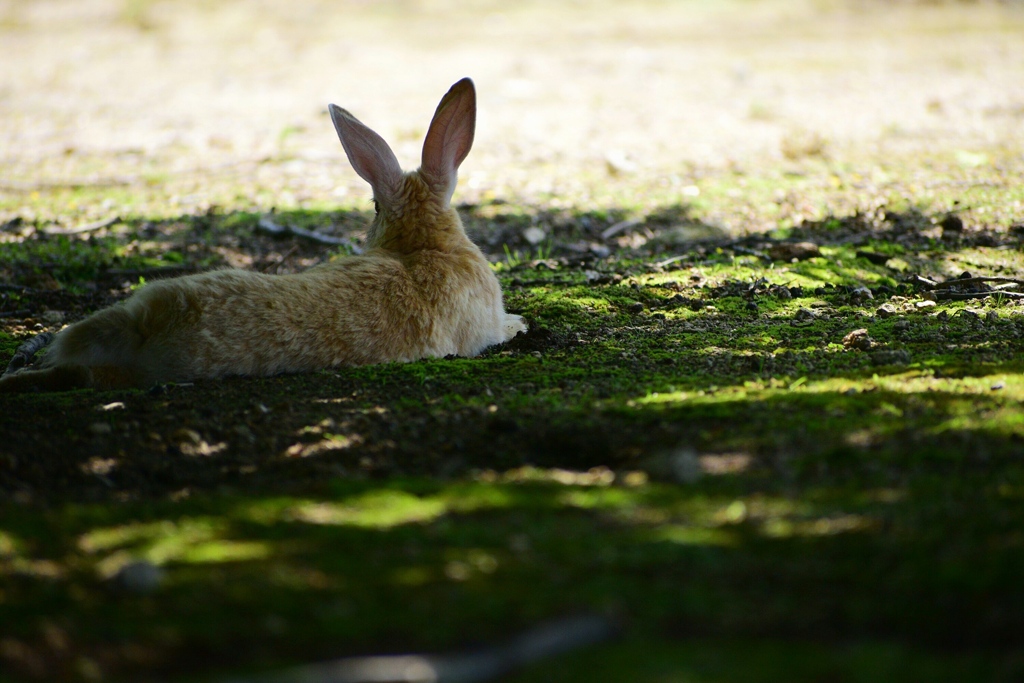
330 104 404 205
421 78 476 203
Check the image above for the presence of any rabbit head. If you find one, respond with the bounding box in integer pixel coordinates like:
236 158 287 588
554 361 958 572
328 78 476 254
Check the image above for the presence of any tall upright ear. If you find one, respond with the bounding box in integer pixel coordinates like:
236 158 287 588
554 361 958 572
420 78 476 203
329 104 404 205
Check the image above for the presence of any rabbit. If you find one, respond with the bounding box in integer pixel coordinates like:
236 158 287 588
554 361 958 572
0 77 527 393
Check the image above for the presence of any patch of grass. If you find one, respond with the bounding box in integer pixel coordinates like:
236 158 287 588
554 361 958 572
4 468 1024 681
4 151 1024 681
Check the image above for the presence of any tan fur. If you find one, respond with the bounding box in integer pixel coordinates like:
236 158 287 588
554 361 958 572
0 78 526 393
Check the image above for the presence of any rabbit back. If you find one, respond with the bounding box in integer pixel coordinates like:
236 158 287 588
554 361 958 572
28 245 506 386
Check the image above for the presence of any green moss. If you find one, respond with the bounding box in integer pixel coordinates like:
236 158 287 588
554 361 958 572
5 142 1024 682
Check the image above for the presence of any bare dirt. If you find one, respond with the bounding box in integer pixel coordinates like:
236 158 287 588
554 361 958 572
3 4 1024 681
2 0 1024 500
2 0 1023 209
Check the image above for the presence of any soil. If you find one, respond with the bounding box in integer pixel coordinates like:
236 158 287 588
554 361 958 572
3 2 1024 682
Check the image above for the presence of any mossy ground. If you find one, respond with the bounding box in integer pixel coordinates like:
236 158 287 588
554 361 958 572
4 165 1024 682
4 1 1024 681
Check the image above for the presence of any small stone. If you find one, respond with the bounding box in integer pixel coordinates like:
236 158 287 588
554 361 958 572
870 349 911 366
876 303 898 318
850 286 874 302
669 448 703 484
89 422 112 436
605 150 637 175
628 301 645 314
915 300 937 309
523 226 547 245
641 447 702 483
991 381 1006 391
41 310 65 324
842 328 875 351
113 560 164 593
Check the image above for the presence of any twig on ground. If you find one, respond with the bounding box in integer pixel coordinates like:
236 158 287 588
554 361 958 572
652 254 689 270
933 291 1024 301
257 217 361 251
929 276 1024 290
600 219 643 240
42 216 120 235
259 244 301 273
906 274 939 289
730 245 769 260
227 615 616 683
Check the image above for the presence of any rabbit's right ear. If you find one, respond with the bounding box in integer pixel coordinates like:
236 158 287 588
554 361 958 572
329 104 404 205
420 78 476 203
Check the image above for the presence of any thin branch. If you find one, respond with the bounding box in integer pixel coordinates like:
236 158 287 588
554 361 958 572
933 290 1024 301
600 219 643 240
258 244 301 273
930 276 1024 290
652 254 689 269
227 616 615 683
257 217 361 251
906 274 939 288
731 245 769 260
42 215 120 235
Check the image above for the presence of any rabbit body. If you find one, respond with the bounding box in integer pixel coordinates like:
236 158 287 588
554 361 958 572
0 78 525 392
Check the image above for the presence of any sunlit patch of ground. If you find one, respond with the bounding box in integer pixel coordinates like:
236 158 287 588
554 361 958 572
3 2 1024 682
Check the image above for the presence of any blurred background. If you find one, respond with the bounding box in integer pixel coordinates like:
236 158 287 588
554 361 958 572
1 0 1022 213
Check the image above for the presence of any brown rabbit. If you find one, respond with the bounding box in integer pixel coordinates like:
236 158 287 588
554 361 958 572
0 77 526 393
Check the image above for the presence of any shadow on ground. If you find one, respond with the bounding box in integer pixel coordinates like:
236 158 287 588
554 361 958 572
3 204 1024 681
